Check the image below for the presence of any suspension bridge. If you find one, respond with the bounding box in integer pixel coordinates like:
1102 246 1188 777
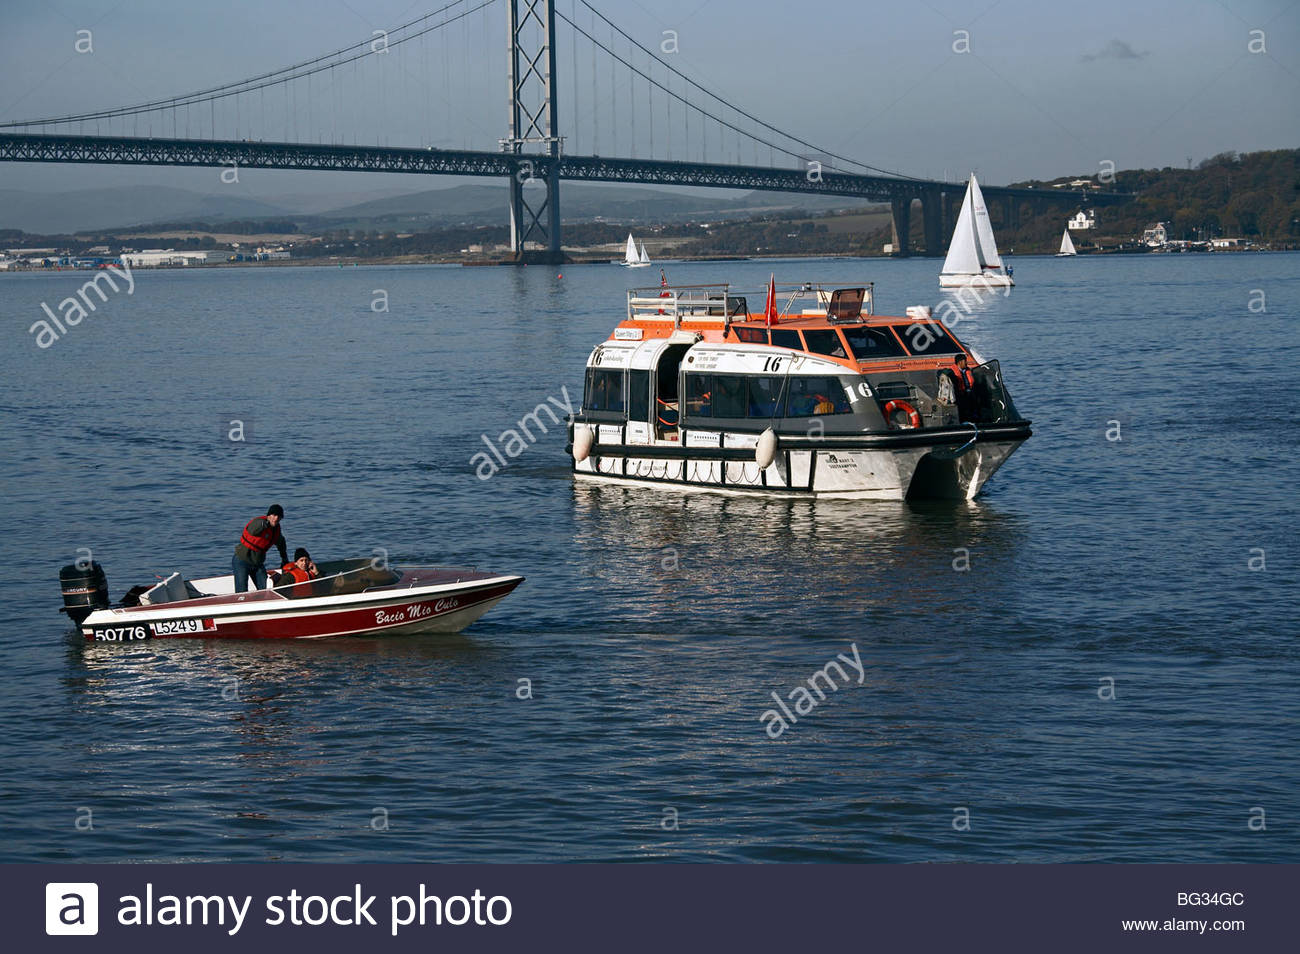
0 0 1128 263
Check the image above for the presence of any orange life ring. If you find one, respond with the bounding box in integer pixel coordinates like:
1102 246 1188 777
883 399 921 430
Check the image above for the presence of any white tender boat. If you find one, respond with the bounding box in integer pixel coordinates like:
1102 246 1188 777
568 281 1032 501
940 174 1014 288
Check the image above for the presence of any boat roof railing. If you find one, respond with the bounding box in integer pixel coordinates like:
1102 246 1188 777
627 283 738 326
627 282 873 329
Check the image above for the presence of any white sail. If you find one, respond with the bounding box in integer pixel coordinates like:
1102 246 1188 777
940 173 1013 286
623 233 639 265
968 174 1003 268
1058 229 1077 255
940 177 983 277
638 241 650 264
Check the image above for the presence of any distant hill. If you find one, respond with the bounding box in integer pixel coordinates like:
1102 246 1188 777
0 186 292 233
314 182 863 230
999 148 1300 250
0 179 874 236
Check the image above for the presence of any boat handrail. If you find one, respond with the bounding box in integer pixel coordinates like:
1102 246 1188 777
627 283 733 326
360 565 477 592
630 282 874 326
393 563 479 573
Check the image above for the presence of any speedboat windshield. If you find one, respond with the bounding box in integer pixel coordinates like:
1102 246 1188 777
272 558 401 599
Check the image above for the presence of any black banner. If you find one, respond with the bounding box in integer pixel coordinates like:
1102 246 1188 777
8 864 1291 951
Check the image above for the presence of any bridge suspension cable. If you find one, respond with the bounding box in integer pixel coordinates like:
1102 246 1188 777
570 0 921 180
0 0 499 130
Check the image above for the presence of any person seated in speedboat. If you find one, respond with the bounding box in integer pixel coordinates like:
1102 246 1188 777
275 548 319 598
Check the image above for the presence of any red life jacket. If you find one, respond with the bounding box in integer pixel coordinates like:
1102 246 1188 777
279 562 313 596
953 365 975 391
239 517 280 554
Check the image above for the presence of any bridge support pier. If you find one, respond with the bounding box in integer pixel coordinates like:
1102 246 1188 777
505 0 565 264
921 187 944 257
1000 196 1019 231
890 197 911 257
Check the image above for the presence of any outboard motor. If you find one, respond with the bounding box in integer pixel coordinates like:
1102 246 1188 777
59 562 110 625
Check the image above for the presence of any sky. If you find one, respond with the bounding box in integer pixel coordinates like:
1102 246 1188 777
0 0 1296 199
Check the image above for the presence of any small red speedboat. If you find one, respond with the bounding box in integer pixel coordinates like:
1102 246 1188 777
60 558 524 641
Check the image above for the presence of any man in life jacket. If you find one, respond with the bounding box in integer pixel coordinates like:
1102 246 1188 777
950 354 977 422
232 504 288 593
276 548 319 598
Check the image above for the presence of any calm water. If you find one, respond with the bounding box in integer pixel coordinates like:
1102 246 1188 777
1 252 1296 862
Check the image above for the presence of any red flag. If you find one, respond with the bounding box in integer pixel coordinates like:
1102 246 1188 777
764 274 777 326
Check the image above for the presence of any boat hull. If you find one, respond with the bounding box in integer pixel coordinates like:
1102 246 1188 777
939 273 1014 287
80 572 523 641
572 424 1030 501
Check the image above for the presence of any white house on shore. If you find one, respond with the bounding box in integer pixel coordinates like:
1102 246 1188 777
1142 223 1168 247
1068 210 1097 230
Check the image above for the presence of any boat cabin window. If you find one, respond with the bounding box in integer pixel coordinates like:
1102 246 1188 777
713 374 748 418
585 368 625 413
786 376 852 416
802 329 849 359
843 325 908 360
897 322 964 356
770 329 803 350
733 327 767 344
628 369 650 422
728 296 748 317
748 376 785 417
683 372 850 419
685 373 713 417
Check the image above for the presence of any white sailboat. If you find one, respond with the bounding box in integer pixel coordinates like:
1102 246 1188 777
621 233 651 267
1056 228 1077 257
939 174 1014 287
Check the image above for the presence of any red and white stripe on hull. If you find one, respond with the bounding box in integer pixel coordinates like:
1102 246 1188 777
81 570 523 641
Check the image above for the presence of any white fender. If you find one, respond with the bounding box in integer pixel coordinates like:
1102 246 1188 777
755 427 779 470
572 424 594 462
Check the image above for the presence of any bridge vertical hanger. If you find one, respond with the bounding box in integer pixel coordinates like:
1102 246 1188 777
504 0 564 264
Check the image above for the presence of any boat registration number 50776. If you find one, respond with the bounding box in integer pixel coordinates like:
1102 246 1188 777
89 618 207 640
90 625 151 641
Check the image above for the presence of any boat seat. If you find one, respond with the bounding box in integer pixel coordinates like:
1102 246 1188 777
139 571 193 606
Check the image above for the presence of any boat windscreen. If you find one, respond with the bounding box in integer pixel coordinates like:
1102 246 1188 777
802 329 848 359
843 326 908 360
897 323 964 356
274 559 401 599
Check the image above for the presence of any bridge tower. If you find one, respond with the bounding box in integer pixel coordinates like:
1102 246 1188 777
504 0 563 264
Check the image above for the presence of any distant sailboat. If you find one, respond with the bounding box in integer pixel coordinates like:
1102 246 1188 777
1056 229 1077 257
939 174 1014 287
621 233 651 267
